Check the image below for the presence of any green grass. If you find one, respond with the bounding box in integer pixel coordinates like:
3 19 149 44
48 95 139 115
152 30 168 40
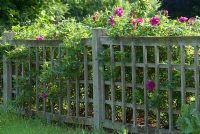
0 108 107 134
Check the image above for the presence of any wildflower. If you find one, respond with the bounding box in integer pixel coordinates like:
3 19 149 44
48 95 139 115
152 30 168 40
178 16 188 23
41 92 48 99
146 80 155 91
150 16 160 26
36 35 44 40
115 7 124 17
109 16 115 26
132 18 144 25
188 17 196 25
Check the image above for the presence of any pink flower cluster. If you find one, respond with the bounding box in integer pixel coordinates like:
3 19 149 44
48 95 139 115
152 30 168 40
107 9 196 28
36 35 44 40
115 7 124 17
178 16 197 25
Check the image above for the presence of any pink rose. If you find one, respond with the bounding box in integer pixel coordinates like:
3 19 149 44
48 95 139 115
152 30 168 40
114 7 124 17
178 16 188 23
146 80 155 91
150 16 160 26
36 35 44 40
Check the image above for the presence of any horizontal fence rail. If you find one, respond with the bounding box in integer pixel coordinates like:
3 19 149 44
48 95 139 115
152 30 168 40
1 28 200 133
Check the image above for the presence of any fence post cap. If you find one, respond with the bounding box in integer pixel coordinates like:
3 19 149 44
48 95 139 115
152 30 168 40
92 28 107 36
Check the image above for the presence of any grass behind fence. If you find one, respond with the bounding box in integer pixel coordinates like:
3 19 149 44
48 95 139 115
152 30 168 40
0 107 109 134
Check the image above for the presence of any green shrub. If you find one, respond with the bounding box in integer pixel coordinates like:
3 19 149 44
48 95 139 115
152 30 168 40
177 103 200 134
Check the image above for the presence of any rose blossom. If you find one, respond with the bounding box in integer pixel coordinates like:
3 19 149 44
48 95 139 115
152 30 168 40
114 7 124 17
146 80 155 91
36 35 44 40
150 16 160 26
178 16 188 22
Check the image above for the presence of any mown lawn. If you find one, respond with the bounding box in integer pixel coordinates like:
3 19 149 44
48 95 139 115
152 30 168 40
0 108 108 134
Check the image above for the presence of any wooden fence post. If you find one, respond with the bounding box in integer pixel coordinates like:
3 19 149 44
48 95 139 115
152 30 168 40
2 32 14 104
92 28 106 128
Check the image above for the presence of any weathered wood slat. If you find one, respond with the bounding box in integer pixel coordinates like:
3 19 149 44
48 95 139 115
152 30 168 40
58 46 62 117
155 45 160 130
42 46 47 114
3 56 12 104
75 77 80 117
37 111 93 126
120 42 126 124
92 28 105 128
143 45 148 132
100 36 200 46
180 45 186 105
8 40 63 46
81 38 92 46
131 45 136 127
194 46 199 110
84 47 89 117
167 45 173 133
102 119 179 134
105 100 180 114
89 62 198 70
110 44 115 123
35 47 39 112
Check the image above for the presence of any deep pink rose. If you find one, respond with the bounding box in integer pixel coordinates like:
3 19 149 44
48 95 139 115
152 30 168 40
36 35 44 40
178 16 188 22
150 16 160 26
146 80 155 91
114 7 124 17
109 16 115 26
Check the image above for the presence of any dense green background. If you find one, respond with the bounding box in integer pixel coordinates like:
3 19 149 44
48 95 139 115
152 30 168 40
0 0 199 34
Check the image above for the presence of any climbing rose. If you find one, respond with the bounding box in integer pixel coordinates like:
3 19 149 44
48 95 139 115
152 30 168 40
41 92 48 99
146 80 155 91
109 16 115 26
178 16 188 22
188 17 196 25
132 18 144 25
36 35 44 40
150 16 160 26
114 7 124 17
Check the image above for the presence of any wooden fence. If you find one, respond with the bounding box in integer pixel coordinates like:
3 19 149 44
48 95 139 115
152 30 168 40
1 28 200 133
